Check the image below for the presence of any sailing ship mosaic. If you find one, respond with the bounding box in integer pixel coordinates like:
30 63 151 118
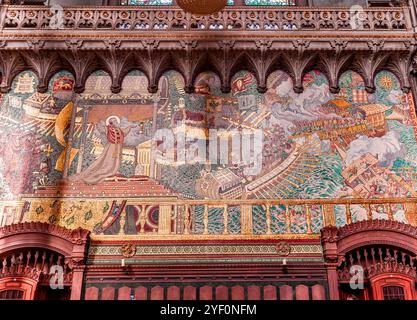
0 68 416 234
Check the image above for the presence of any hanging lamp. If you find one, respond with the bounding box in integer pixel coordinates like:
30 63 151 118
176 0 228 15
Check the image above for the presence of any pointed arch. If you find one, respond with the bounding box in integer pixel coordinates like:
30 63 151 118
81 70 113 99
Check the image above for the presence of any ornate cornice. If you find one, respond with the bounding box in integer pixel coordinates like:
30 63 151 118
321 220 417 246
0 6 411 32
0 222 90 245
338 220 417 240
0 5 415 94
0 48 414 95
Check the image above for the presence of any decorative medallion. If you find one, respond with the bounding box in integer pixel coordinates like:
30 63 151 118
276 242 291 256
121 244 137 258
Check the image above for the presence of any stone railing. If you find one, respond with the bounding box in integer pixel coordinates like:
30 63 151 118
0 5 412 32
108 197 417 239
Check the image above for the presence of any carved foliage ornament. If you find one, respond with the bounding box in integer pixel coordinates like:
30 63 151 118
121 244 137 258
276 242 291 256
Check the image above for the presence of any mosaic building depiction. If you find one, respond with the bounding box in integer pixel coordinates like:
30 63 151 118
1 0 417 301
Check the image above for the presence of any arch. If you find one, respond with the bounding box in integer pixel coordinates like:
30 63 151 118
321 220 417 256
81 70 112 97
315 52 355 94
229 52 260 90
150 285 164 300
167 285 180 300
263 284 277 300
339 70 366 90
183 285 196 300
374 70 402 97
101 287 115 300
60 51 102 94
279 285 293 300
380 53 413 94
0 222 90 301
134 286 147 300
47 71 76 109
152 64 188 96
169 51 213 94
191 64 222 94
215 285 229 300
119 69 150 97
278 51 318 93
230 70 258 96
351 53 391 94
0 222 89 257
295 284 309 300
265 70 294 102
302 70 329 90
85 286 99 300
266 69 293 88
321 220 417 300
0 277 38 300
199 285 212 300
193 71 222 95
118 66 150 91
0 51 28 94
48 70 75 92
158 68 185 88
338 70 369 104
247 285 261 300
7 70 39 95
370 273 417 300
118 286 132 300
95 51 137 94
156 70 190 110
311 284 326 300
231 285 245 300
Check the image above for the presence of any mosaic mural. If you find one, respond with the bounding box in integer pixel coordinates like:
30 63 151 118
0 68 417 234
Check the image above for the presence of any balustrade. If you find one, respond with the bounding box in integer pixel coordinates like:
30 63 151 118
0 5 411 32
338 245 417 282
99 198 417 239
0 249 72 284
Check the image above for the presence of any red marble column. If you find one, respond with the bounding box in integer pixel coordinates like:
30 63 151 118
321 227 340 300
326 263 340 300
70 266 85 300
69 229 90 300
